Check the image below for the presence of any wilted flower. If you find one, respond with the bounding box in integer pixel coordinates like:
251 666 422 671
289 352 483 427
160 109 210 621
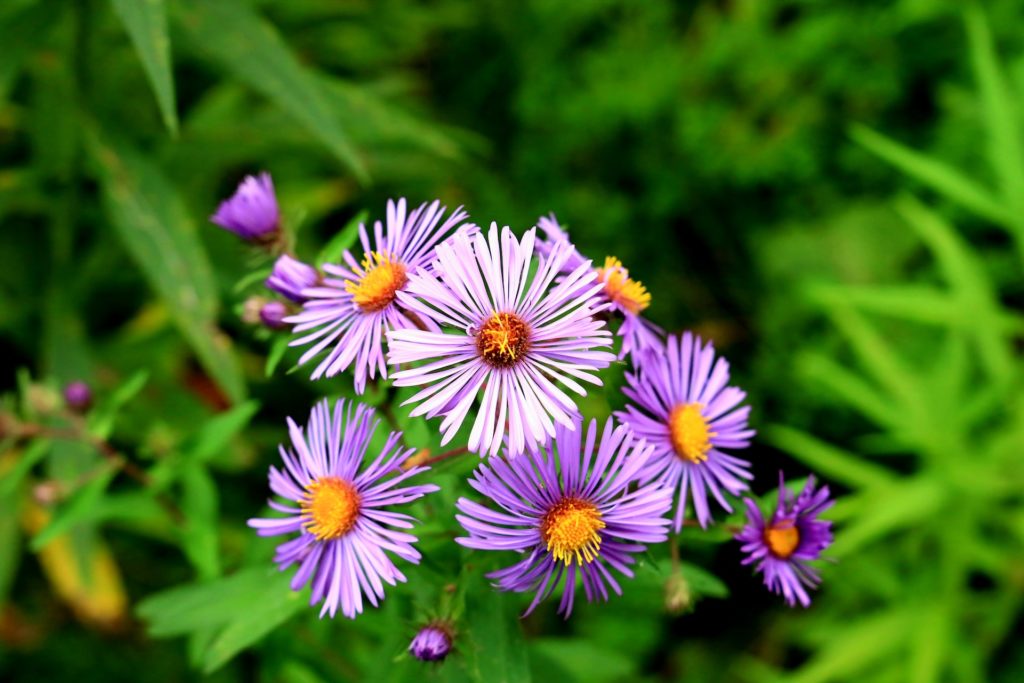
388 223 615 458
616 332 754 530
63 381 92 412
409 622 454 662
211 172 280 242
266 254 318 303
288 199 470 393
259 301 289 329
736 473 834 607
455 417 672 617
536 213 663 358
248 399 439 618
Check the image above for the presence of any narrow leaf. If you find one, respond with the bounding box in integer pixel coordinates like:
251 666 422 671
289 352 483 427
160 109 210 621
85 129 246 402
850 124 1013 227
764 425 893 489
175 0 368 182
110 0 178 135
31 463 118 551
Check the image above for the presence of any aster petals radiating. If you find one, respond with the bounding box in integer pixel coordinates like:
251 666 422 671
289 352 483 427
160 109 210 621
455 417 672 617
735 473 834 607
615 333 755 530
247 399 438 619
287 199 472 393
388 223 615 458
535 213 663 359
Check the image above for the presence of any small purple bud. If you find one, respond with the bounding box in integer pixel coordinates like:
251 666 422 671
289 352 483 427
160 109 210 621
63 381 92 411
259 301 289 329
409 623 453 662
266 254 318 302
210 172 280 242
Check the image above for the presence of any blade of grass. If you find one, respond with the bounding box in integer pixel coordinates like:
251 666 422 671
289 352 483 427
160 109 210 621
110 0 178 135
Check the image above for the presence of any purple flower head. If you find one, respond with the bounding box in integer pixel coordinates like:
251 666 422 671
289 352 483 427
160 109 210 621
248 399 439 619
266 254 319 303
211 172 280 241
63 381 92 411
455 417 673 618
409 622 454 662
288 199 471 394
615 333 755 531
387 223 615 458
535 213 662 358
259 300 289 329
736 473 834 607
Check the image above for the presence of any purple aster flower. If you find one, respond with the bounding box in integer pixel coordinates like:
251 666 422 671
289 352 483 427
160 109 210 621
615 332 755 530
211 172 280 241
536 213 663 359
259 300 289 329
455 417 673 617
248 399 439 619
63 381 92 411
287 199 470 393
736 473 834 607
409 622 454 662
387 223 615 458
266 254 319 303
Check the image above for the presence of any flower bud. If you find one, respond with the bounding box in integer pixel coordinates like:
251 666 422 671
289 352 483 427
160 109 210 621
259 301 289 330
63 381 92 412
664 569 692 615
409 623 453 662
210 172 280 243
266 254 318 302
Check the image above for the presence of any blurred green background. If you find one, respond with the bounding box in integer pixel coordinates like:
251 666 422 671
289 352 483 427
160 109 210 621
1 0 1023 681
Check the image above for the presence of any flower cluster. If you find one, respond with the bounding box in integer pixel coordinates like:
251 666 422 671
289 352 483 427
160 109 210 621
217 174 834 641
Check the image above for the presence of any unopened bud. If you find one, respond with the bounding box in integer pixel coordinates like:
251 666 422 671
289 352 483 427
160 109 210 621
664 569 692 615
63 381 92 412
409 622 454 662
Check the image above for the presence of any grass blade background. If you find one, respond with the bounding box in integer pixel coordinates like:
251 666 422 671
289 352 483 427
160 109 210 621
85 128 246 402
110 0 178 135
174 0 368 183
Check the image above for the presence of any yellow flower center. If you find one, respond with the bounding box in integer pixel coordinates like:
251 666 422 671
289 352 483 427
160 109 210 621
596 256 651 315
540 497 605 565
301 476 361 540
476 312 531 367
345 251 408 312
764 522 801 559
667 403 715 464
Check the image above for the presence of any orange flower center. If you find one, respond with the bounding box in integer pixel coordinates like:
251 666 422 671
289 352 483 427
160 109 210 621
345 251 408 312
540 497 605 565
301 476 361 540
764 522 801 559
667 403 715 464
596 256 651 314
476 312 531 367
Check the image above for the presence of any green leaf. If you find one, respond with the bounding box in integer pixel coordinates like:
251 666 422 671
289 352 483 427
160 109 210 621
964 5 1024 222
831 478 945 558
0 0 57 100
530 638 634 683
765 425 893 489
184 400 260 464
85 129 246 403
87 369 149 440
790 609 914 683
265 335 290 377
680 561 729 599
317 209 366 266
0 438 50 497
464 585 531 683
110 0 178 135
200 578 304 673
174 0 368 182
138 567 292 636
31 462 118 551
138 568 305 673
850 124 1013 227
180 463 220 580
